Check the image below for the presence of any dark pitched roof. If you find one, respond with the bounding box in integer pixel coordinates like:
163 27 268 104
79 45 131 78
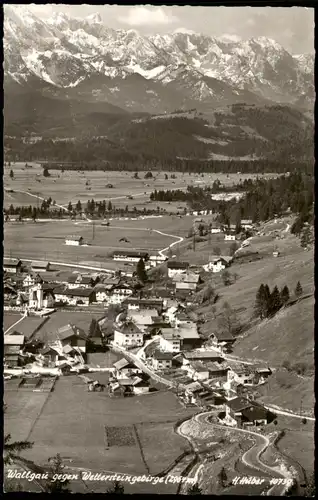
212 330 235 342
31 261 50 269
57 324 87 341
115 321 143 335
3 257 21 267
152 350 174 360
226 396 253 412
126 298 163 307
241 406 269 421
64 287 95 297
167 261 189 269
113 250 149 258
113 358 135 370
66 235 83 242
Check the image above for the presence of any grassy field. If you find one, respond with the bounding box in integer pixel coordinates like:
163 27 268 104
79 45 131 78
4 162 279 208
4 219 177 266
135 421 191 475
30 310 100 343
266 416 315 477
4 314 48 339
3 313 23 332
4 377 194 493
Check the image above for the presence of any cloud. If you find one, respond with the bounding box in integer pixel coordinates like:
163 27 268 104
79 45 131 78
119 6 178 26
173 27 195 35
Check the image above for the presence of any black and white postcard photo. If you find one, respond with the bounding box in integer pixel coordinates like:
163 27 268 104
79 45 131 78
3 4 314 495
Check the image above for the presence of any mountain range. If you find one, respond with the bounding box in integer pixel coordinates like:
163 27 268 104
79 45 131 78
4 5 315 116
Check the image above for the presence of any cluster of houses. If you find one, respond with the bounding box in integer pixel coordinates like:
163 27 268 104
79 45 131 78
4 255 208 312
108 358 151 397
210 219 254 240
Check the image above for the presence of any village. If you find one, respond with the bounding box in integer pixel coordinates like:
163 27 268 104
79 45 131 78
3 216 278 431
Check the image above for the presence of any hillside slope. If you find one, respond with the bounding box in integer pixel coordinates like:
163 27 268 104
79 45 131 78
4 104 314 166
192 219 314 413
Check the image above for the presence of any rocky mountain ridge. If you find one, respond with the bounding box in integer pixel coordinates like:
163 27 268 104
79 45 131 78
4 5 314 113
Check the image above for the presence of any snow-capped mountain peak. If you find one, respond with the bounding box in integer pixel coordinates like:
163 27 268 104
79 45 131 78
85 13 102 24
3 5 314 113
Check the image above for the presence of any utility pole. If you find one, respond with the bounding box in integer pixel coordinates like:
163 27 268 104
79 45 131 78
193 233 196 251
92 219 95 242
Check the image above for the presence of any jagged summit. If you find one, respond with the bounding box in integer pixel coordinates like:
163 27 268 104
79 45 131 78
3 5 314 112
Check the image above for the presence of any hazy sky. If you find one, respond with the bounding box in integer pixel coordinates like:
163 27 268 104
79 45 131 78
24 5 314 53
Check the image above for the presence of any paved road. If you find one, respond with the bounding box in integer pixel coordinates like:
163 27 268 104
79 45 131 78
110 343 177 389
192 414 291 496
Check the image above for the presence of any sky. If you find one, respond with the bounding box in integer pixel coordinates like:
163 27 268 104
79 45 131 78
21 5 315 53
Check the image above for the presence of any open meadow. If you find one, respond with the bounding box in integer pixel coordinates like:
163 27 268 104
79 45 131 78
25 310 102 343
4 162 280 209
4 218 178 266
4 376 195 493
4 314 49 338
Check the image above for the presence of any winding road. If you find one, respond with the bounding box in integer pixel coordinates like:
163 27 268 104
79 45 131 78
189 413 292 495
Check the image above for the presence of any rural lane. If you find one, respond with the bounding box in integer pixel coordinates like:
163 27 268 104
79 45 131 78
110 343 177 389
192 414 291 495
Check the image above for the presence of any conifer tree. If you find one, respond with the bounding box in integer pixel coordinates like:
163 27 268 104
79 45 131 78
263 284 271 317
295 281 303 298
280 285 290 305
269 285 282 316
136 258 147 283
255 284 266 319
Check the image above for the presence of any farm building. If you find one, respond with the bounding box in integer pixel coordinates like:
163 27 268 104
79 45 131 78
149 254 168 267
113 250 149 263
209 331 236 350
113 358 142 378
224 231 236 241
182 350 224 363
127 309 159 332
108 382 127 397
224 397 275 427
94 284 111 303
67 274 96 289
3 257 22 274
241 219 254 229
57 324 88 353
39 345 75 366
114 321 144 347
159 330 182 353
63 287 96 306
173 272 201 291
207 361 230 379
31 261 51 272
183 361 210 381
109 283 133 305
210 222 223 234
167 261 189 278
206 257 232 273
125 297 164 312
4 335 25 367
150 350 174 370
65 235 83 246
52 285 69 304
159 325 201 353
